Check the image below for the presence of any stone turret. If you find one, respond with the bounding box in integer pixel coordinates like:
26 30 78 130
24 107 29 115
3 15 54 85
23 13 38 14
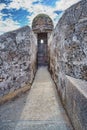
32 13 54 33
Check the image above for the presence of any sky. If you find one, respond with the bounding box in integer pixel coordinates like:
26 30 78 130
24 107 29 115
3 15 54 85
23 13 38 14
0 0 80 35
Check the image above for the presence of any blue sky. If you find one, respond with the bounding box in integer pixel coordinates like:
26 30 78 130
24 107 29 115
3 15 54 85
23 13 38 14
0 0 80 34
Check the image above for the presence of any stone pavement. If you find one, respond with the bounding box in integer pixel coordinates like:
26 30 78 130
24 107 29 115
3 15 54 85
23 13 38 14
0 67 73 130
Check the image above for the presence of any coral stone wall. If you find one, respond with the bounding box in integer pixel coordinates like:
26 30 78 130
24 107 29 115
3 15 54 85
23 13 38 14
0 26 37 98
48 0 87 130
49 0 87 81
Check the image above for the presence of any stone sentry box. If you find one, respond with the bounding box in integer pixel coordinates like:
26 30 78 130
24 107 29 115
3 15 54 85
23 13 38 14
0 26 37 103
32 13 54 67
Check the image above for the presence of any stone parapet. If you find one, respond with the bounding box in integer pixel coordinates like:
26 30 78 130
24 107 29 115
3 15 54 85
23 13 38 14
65 76 87 130
0 26 37 99
48 0 87 129
49 0 87 80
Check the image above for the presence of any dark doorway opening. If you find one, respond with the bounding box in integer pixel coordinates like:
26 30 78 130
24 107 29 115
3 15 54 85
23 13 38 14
37 33 48 67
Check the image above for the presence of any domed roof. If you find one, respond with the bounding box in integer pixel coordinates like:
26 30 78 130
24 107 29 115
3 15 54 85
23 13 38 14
32 14 54 33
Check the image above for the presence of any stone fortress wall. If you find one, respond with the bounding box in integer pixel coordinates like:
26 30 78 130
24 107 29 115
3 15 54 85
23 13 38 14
48 0 87 130
0 0 87 129
0 26 37 101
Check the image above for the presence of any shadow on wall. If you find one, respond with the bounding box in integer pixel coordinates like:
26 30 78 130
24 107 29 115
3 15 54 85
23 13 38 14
48 0 87 130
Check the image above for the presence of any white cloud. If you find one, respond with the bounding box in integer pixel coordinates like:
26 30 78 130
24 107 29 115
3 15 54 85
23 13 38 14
0 3 6 10
27 3 58 26
0 0 81 34
8 0 81 12
8 0 58 26
55 0 81 11
8 0 81 27
0 3 20 35
0 17 20 35
8 0 41 10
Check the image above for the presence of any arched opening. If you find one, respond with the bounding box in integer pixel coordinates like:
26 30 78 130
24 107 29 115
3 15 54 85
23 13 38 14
32 13 54 67
37 33 48 66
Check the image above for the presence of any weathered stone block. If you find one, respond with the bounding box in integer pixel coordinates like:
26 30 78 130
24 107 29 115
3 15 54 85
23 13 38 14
0 26 37 98
65 76 87 130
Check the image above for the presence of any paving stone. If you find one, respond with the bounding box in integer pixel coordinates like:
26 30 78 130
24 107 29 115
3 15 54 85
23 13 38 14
0 67 73 130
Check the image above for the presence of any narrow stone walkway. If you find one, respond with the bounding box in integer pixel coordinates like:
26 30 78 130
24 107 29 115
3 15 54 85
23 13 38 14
0 67 73 130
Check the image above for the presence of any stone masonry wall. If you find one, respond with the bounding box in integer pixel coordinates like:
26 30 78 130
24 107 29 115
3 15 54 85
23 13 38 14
0 26 37 98
48 0 87 130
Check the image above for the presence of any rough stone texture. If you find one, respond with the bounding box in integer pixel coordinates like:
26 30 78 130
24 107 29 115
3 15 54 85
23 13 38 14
49 0 87 81
32 14 54 33
48 0 87 130
0 26 37 98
